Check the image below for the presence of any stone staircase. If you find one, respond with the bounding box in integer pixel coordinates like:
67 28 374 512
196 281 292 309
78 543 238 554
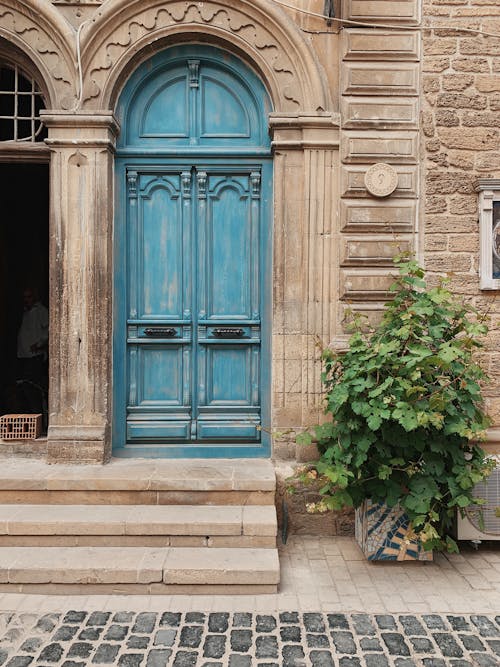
0 459 280 594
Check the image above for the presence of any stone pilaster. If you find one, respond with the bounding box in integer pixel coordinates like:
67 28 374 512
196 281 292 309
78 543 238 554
338 1 421 340
41 111 118 464
269 114 340 457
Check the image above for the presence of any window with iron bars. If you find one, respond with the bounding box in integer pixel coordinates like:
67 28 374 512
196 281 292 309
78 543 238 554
0 63 46 142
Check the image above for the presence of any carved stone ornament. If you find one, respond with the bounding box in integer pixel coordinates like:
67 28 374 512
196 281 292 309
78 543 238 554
364 163 399 198
80 0 329 113
0 0 76 109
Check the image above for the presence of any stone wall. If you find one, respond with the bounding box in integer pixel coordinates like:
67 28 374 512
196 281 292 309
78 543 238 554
422 0 500 448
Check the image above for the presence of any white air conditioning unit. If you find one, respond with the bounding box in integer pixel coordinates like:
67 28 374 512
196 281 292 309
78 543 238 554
455 457 500 541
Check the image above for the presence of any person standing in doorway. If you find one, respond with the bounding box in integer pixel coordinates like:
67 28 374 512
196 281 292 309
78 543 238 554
16 287 48 386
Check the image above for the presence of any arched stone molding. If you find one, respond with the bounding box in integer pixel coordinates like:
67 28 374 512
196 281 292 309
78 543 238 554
79 0 331 114
0 0 76 109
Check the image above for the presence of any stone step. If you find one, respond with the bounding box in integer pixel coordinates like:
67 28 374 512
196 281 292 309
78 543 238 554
0 458 275 506
0 546 280 594
0 504 277 548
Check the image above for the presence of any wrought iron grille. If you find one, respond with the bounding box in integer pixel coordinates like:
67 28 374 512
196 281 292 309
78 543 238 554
0 63 46 142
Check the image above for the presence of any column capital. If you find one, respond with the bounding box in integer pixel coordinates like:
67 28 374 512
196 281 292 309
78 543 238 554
269 112 340 150
40 110 120 150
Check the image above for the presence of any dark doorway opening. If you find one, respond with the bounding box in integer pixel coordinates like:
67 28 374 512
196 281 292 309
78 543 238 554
0 163 49 433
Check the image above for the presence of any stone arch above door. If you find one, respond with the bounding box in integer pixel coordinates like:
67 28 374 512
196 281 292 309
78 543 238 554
80 0 331 114
0 0 76 109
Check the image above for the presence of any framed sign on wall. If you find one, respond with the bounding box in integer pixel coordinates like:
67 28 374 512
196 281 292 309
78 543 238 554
475 179 500 290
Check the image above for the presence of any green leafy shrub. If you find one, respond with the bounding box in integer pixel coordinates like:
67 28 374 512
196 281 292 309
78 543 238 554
297 254 494 552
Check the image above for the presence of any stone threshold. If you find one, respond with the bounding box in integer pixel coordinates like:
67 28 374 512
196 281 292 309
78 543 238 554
0 458 276 492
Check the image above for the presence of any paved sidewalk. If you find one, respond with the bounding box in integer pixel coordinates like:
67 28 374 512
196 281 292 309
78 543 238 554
0 537 497 666
0 610 499 666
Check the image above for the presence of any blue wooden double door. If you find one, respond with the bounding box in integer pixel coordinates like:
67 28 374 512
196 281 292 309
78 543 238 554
114 47 272 457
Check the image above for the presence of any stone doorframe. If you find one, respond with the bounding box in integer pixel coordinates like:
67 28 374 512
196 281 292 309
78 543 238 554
1 0 339 463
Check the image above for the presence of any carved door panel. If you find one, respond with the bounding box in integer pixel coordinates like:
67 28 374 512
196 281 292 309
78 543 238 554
125 166 264 450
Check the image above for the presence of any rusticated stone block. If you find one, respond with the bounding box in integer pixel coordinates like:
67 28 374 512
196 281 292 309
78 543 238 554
423 56 450 72
426 138 442 152
422 110 435 136
475 152 500 171
437 93 487 109
460 38 500 56
449 234 479 253
425 195 447 213
442 74 474 91
425 234 448 251
423 75 440 93
428 152 449 167
462 112 500 128
426 171 473 194
435 109 459 126
449 196 477 215
451 57 490 72
424 38 457 55
438 127 500 150
434 23 482 38
449 151 474 169
475 76 500 93
424 215 476 234
425 253 472 272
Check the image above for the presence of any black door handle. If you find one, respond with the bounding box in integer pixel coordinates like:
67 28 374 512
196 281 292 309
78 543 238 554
213 328 244 338
144 328 176 337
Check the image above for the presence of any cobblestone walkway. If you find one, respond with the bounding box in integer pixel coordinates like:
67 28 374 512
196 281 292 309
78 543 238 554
0 610 499 666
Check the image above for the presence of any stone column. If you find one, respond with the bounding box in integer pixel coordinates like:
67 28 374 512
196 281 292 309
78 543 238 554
41 111 118 464
269 113 340 459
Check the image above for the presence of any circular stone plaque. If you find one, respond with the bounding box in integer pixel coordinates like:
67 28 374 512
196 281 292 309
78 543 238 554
364 163 399 198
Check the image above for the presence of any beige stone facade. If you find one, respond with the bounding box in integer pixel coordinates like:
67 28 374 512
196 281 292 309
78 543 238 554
421 0 500 453
0 0 498 481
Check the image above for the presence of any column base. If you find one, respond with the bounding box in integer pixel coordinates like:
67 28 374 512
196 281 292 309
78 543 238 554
47 425 111 464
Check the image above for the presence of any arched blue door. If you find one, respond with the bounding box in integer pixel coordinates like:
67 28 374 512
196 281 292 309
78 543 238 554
113 46 272 457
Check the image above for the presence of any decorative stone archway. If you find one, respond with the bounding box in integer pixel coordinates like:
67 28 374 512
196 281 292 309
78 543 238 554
79 0 331 114
34 0 340 463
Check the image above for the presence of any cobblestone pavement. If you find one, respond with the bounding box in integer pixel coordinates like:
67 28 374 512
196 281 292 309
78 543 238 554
0 610 499 666
0 537 498 666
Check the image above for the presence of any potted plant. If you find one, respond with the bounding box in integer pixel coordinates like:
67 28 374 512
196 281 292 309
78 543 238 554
296 254 494 559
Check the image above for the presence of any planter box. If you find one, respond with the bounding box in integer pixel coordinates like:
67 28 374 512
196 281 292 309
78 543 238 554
355 500 432 561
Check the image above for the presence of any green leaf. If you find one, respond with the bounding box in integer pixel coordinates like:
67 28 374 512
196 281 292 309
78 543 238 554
454 495 473 508
392 403 419 431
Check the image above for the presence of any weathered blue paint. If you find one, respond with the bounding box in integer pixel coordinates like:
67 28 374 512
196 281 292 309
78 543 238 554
113 46 272 457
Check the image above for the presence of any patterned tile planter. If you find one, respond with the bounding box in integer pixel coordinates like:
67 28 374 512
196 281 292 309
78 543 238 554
355 500 433 561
